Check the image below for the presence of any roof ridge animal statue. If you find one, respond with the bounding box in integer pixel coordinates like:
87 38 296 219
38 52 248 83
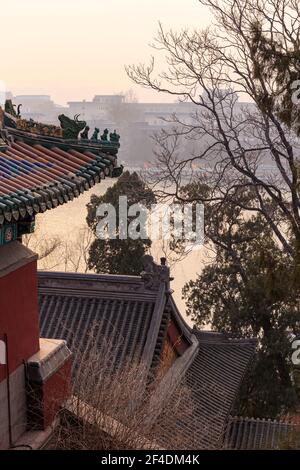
91 128 100 141
58 114 86 140
4 100 22 118
110 130 120 143
80 125 90 140
101 128 109 141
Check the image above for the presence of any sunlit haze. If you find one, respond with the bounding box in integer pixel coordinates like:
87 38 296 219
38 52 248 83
1 0 211 104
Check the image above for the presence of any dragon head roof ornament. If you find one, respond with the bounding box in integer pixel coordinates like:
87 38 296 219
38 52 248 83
141 255 172 291
58 114 87 140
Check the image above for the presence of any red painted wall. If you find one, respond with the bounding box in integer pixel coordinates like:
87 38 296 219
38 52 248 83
43 358 72 428
0 260 40 382
26 358 72 431
167 319 190 356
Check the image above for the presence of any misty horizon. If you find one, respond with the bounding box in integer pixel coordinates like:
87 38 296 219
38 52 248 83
1 0 211 105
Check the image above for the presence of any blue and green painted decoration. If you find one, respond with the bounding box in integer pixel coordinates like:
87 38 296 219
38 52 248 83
0 216 35 246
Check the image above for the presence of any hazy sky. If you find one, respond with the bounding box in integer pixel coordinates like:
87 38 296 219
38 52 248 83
1 0 211 104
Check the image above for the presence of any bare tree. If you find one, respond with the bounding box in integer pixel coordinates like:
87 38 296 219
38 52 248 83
24 222 93 273
108 89 142 126
60 225 93 273
47 332 194 450
127 0 300 257
23 220 62 270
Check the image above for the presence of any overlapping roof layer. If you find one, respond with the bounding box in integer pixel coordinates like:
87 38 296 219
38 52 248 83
0 133 121 226
37 270 256 449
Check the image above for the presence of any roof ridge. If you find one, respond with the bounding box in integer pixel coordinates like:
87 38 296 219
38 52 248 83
38 270 142 283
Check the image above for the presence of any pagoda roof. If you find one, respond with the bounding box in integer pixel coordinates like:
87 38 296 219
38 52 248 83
0 106 123 227
37 260 256 450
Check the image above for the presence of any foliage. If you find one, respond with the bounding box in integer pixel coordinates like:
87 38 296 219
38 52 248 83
87 171 156 275
24 222 93 273
182 187 300 417
278 426 300 450
248 4 300 135
127 0 300 256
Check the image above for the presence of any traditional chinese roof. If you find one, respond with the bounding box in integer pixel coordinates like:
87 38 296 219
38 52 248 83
38 272 161 370
224 416 300 450
37 257 256 449
0 102 123 234
161 326 256 449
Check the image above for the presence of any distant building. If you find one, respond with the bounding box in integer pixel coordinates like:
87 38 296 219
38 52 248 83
93 94 124 105
7 92 258 165
136 102 196 127
13 95 58 123
67 95 124 124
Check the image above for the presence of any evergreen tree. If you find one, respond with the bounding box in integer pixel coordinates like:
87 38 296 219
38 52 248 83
87 171 156 275
183 188 300 417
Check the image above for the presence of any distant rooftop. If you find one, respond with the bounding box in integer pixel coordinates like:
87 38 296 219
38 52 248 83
14 95 52 101
93 95 124 101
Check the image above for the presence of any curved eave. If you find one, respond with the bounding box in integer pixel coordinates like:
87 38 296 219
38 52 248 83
5 126 120 156
0 137 123 226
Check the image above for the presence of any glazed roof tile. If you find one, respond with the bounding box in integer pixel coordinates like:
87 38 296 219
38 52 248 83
0 128 122 226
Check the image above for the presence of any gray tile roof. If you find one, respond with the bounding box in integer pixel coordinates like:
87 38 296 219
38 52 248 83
179 331 256 449
157 298 256 449
224 416 300 449
37 269 256 449
38 271 161 371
